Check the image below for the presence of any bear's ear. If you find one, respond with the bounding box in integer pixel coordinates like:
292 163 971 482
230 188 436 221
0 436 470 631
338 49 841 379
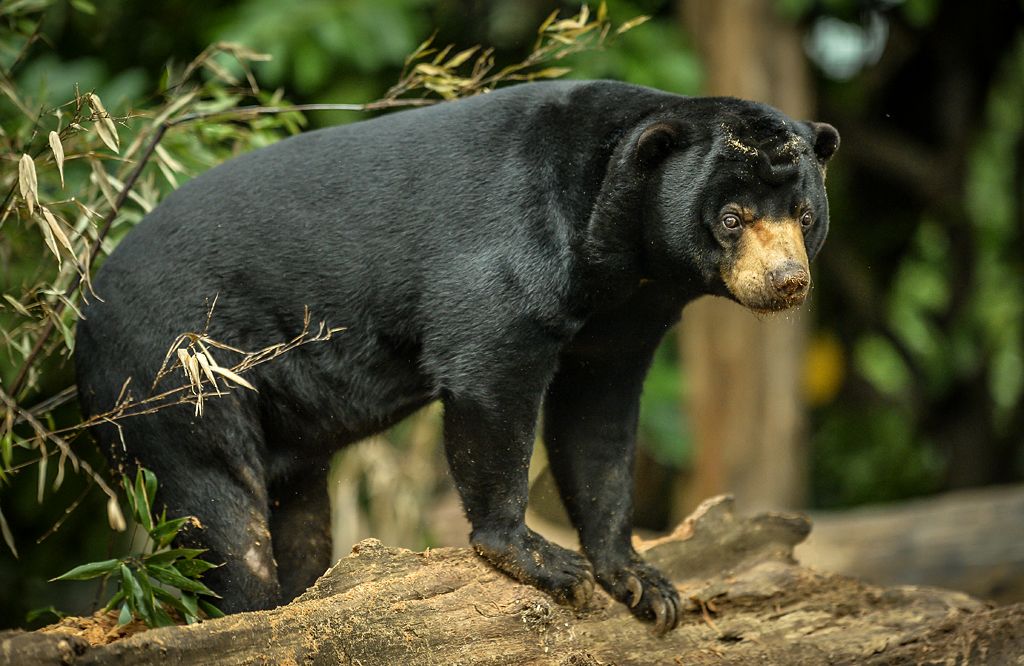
634 120 688 168
804 121 840 164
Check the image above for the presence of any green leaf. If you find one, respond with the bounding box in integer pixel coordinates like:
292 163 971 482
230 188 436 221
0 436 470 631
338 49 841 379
52 558 120 581
120 564 150 625
150 516 189 548
70 0 96 15
174 557 218 578
0 504 17 558
145 548 207 566
141 468 158 510
134 470 153 532
153 587 197 624
117 602 131 626
198 599 225 619
122 473 138 518
1 431 13 469
147 563 219 597
25 606 65 623
103 589 126 612
179 592 199 622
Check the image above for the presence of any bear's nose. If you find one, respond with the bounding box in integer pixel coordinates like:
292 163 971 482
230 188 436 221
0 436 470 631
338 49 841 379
769 262 809 297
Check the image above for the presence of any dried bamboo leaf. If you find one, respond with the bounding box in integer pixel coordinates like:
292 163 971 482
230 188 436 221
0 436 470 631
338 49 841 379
195 352 221 394
176 349 194 384
445 46 479 69
89 94 120 153
152 91 198 128
154 144 185 173
202 58 240 85
0 504 17 558
18 153 38 215
414 63 447 77
616 15 650 34
528 67 572 80
209 365 257 392
36 214 61 267
107 496 127 531
41 207 74 254
89 159 118 209
3 294 32 317
49 131 65 187
537 9 560 34
430 44 453 66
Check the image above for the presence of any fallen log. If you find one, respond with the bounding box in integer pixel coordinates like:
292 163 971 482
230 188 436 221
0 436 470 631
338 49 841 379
798 484 1024 603
3 495 1021 665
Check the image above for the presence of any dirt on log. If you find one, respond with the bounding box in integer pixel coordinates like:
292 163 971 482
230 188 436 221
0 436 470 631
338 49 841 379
3 495 1022 665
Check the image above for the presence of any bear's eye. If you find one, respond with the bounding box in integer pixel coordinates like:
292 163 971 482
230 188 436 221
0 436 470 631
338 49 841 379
721 213 742 230
800 210 814 228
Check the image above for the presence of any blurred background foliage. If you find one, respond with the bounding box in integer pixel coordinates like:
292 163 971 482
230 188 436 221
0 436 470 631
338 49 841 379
1 0 1022 629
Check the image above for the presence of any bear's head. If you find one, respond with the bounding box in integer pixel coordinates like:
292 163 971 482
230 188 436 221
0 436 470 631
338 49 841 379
632 100 839 312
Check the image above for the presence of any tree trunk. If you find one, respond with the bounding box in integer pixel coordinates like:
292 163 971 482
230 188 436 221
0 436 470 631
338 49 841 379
6 496 1023 665
676 0 812 515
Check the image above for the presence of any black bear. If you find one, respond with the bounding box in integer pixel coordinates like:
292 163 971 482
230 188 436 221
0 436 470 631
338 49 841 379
76 80 838 633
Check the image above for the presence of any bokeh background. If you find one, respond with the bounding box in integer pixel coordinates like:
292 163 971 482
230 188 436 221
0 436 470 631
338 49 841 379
1 0 1022 629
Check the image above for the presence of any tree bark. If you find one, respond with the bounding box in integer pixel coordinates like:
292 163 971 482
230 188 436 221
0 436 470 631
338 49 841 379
676 0 813 515
5 495 1022 665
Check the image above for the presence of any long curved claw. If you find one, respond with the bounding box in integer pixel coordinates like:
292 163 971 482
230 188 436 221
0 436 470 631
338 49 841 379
652 596 669 635
626 575 643 608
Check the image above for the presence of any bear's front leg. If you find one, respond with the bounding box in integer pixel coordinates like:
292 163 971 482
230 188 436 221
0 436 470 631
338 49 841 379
439 344 595 609
543 298 684 633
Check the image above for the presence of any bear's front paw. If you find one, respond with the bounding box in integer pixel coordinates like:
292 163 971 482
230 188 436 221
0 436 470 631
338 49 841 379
597 559 682 634
471 527 595 608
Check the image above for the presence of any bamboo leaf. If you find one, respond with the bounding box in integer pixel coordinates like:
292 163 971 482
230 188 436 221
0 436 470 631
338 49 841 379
103 589 126 612
52 558 120 581
134 471 153 532
150 516 189 548
18 154 37 215
537 9 560 34
145 547 207 566
48 131 65 187
445 46 479 69
147 563 218 596
117 602 131 626
88 93 119 153
528 67 572 80
0 504 17 558
198 599 225 619
36 214 61 266
616 15 650 34
41 207 74 254
107 496 127 532
89 159 118 209
209 365 258 392
4 294 32 317
121 564 148 623
174 557 218 578
195 352 221 393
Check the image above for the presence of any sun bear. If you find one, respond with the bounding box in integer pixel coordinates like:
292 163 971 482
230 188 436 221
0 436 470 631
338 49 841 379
76 80 838 633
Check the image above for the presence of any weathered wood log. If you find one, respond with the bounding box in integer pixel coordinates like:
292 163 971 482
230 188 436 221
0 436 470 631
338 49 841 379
3 495 1022 665
798 484 1024 604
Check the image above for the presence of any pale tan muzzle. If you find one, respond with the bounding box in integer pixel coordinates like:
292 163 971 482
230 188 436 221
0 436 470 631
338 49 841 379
721 219 810 312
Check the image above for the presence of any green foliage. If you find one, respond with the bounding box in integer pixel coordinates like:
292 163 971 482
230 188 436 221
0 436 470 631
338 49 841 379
812 406 944 508
52 468 222 627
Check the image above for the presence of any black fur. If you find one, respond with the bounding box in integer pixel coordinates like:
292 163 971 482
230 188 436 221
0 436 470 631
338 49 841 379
75 80 837 631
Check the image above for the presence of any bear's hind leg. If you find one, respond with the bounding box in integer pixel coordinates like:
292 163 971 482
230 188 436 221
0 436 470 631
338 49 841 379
160 464 283 613
268 465 333 602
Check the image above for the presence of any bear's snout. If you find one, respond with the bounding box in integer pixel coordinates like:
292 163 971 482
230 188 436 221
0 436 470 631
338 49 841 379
769 261 809 299
721 218 811 312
